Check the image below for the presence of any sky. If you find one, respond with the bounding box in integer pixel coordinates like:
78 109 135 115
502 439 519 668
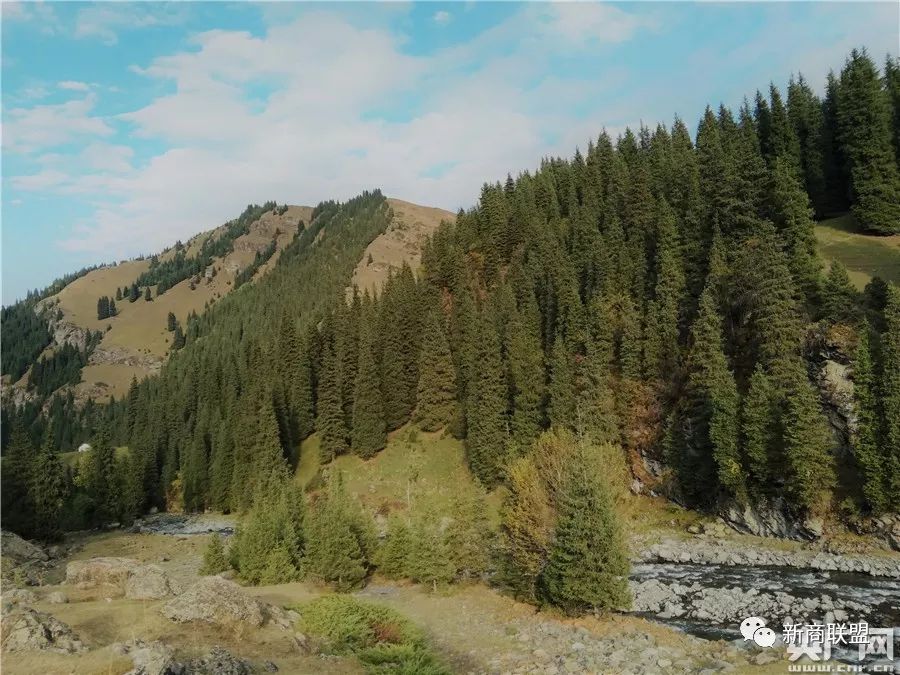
2 2 898 305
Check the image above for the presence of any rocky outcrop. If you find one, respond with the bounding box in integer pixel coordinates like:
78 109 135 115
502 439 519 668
64 557 178 600
65 557 139 589
186 646 252 675
1 530 48 565
2 589 37 605
125 564 180 600
113 639 176 675
636 536 900 578
130 513 235 536
161 576 264 627
720 499 812 540
1 607 86 653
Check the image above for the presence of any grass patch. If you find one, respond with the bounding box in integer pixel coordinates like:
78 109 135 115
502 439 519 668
815 214 900 289
296 427 503 526
295 595 450 674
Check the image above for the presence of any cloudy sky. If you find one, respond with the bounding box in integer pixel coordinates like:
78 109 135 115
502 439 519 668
2 1 898 304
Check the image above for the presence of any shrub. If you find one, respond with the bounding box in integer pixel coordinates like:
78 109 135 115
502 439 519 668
199 533 230 575
296 595 449 675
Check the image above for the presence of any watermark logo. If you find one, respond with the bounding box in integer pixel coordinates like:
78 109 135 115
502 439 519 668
740 616 777 648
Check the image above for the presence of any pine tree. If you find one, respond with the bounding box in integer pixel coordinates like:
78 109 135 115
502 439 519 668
498 455 553 602
116 286 123 301
88 424 118 525
375 515 412 578
541 445 631 614
305 474 375 590
837 49 900 234
109 298 117 317
781 360 835 511
821 261 859 324
445 490 490 580
787 74 827 215
644 198 685 380
507 306 545 447
29 432 67 540
406 513 456 590
741 366 778 494
414 310 458 432
548 337 576 430
200 534 230 575
352 322 386 458
117 451 145 523
466 311 509 487
680 286 745 504
144 287 152 302
167 312 177 332
318 344 349 462
882 286 900 508
852 325 886 512
768 157 821 306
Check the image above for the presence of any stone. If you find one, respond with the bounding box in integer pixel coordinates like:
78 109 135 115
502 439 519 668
46 591 68 604
121 639 177 675
264 662 278 672
3 588 37 604
570 642 585 651
125 565 179 600
65 557 139 589
0 531 48 565
161 576 264 627
186 646 251 675
1 607 86 653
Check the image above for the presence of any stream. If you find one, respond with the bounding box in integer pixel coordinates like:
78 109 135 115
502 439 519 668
631 561 900 643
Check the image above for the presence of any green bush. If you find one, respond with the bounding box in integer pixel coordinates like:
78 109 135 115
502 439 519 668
296 595 449 675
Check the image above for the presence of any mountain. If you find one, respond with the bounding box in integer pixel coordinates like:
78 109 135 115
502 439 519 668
1 49 898 628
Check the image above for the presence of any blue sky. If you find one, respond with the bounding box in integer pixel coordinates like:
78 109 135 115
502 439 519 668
2 1 898 304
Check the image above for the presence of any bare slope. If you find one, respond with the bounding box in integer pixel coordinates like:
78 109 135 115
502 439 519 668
37 206 312 400
349 198 455 296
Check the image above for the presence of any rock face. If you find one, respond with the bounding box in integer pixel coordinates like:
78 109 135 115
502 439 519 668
66 557 140 589
1 607 86 654
161 576 264 627
116 639 176 675
187 646 252 675
0 531 48 565
125 564 180 600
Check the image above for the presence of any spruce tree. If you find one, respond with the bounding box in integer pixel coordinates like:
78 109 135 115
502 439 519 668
167 312 177 332
852 325 886 512
882 286 900 507
200 533 230 575
821 261 859 324
541 445 631 615
741 366 778 494
837 49 900 234
414 309 458 432
445 490 490 580
406 514 456 590
305 474 375 590
465 311 509 487
317 344 349 462
548 337 576 430
88 424 118 525
507 306 545 447
681 286 745 504
781 360 835 511
644 198 685 380
375 515 412 578
29 432 67 540
351 323 386 458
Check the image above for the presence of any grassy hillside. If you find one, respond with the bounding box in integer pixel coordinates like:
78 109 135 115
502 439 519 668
815 214 900 289
349 198 455 296
36 205 312 399
296 427 504 524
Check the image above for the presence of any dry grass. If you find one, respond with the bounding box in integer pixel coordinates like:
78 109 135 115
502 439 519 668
37 206 311 400
348 198 454 297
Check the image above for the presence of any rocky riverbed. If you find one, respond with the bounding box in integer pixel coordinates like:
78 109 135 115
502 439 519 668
629 536 900 644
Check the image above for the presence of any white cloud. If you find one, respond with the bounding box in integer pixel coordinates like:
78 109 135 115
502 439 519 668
3 95 113 153
58 80 91 91
433 10 451 25
74 4 187 45
8 5 657 256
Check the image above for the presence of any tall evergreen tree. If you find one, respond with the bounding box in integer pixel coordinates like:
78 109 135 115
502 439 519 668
466 311 509 487
882 286 900 508
317 344 349 462
541 445 631 614
29 431 67 540
852 325 886 512
351 322 386 458
507 305 546 447
414 309 459 432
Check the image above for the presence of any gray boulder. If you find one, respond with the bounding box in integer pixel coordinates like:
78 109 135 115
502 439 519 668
0 530 48 565
1 606 86 653
125 564 179 600
65 557 139 589
161 576 264 627
46 591 68 604
3 588 37 605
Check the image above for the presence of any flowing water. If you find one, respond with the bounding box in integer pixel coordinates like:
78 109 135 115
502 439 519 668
631 562 900 643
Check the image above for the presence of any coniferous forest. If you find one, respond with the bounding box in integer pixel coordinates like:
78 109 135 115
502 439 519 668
2 48 899 613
